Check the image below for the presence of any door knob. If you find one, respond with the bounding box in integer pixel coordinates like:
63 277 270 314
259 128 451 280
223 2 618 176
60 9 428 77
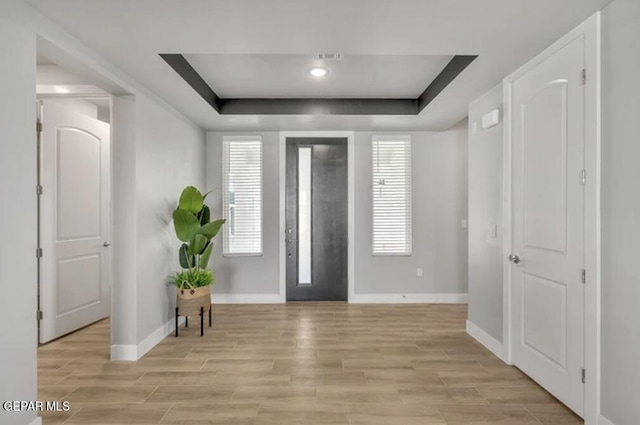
103 241 111 247
508 254 520 264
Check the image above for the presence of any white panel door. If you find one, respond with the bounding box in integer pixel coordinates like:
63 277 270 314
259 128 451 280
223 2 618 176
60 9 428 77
39 100 111 343
510 35 585 416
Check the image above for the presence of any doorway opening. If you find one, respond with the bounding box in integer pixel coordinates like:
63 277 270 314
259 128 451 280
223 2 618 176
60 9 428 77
37 97 112 344
36 49 113 350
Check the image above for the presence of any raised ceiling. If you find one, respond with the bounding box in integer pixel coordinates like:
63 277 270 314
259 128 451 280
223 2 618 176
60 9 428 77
25 0 612 131
185 54 453 98
164 53 476 115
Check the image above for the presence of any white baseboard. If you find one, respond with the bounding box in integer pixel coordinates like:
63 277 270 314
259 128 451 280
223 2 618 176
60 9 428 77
110 344 137 361
136 316 185 359
110 316 185 361
211 293 284 304
599 416 616 425
466 320 505 361
349 293 468 304
29 417 42 425
207 293 467 304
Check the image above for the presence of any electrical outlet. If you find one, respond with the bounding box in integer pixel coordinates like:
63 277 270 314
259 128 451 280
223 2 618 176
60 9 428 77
417 268 423 277
489 224 498 238
461 219 468 229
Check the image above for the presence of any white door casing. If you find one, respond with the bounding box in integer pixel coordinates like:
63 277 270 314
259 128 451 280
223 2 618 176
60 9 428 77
503 13 601 425
508 33 586 415
39 99 111 343
278 131 355 302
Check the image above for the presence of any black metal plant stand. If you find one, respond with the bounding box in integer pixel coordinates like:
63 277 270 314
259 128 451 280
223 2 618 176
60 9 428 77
175 305 212 337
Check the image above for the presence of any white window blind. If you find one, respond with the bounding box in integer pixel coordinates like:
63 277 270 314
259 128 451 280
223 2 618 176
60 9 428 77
372 136 412 255
223 136 263 255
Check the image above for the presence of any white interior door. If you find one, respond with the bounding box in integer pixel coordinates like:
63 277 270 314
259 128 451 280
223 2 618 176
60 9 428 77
39 99 111 343
510 35 585 416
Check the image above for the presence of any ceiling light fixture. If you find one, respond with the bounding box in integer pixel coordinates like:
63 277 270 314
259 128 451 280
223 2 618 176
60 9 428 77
308 67 329 78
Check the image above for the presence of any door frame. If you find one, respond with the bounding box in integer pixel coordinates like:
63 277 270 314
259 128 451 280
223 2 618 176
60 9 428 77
36 95 113 343
502 12 601 425
36 34 141 359
279 131 355 302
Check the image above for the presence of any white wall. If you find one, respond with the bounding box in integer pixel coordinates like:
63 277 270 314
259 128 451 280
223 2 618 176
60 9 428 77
460 4 640 423
0 17 39 425
205 124 469 300
206 132 281 296
600 1 640 424
354 123 469 299
135 95 205 341
467 85 503 342
45 98 98 119
36 64 89 85
1 1 206 389
110 96 138 352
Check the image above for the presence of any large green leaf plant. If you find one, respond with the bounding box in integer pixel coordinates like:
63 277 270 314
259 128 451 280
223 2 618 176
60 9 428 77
171 186 225 288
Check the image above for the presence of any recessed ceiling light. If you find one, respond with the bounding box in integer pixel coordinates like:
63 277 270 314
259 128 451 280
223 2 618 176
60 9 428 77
309 67 329 78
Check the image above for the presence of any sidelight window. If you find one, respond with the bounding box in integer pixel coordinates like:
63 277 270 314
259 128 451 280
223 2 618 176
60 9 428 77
222 136 263 255
372 135 412 256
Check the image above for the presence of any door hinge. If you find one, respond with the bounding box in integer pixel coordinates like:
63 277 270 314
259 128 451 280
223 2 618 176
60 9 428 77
36 121 43 133
36 247 43 258
581 69 586 85
581 269 586 284
581 169 586 185
37 184 43 196
37 310 43 321
581 368 586 383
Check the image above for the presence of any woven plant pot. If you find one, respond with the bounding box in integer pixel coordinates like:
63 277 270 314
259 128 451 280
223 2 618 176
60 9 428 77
177 281 211 316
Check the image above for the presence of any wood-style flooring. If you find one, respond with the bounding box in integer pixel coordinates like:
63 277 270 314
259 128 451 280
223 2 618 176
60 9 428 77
38 303 582 424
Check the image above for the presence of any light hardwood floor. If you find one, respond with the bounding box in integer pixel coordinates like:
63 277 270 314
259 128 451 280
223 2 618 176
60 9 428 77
38 303 582 424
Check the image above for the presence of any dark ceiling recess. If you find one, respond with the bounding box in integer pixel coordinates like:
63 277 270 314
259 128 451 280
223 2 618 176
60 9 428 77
160 53 477 115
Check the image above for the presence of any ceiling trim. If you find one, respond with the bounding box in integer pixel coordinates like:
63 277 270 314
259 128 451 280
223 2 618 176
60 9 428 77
161 54 222 112
160 54 477 115
221 98 418 115
417 55 477 112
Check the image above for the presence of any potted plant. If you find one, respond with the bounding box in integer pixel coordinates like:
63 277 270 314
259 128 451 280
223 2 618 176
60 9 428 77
171 186 225 317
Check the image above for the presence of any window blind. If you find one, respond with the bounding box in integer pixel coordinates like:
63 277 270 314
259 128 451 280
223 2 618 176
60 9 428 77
223 136 263 255
372 136 412 255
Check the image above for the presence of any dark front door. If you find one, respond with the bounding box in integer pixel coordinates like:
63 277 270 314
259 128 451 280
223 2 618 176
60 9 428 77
286 138 348 301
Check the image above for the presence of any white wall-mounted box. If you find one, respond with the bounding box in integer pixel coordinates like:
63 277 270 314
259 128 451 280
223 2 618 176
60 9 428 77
481 109 501 129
